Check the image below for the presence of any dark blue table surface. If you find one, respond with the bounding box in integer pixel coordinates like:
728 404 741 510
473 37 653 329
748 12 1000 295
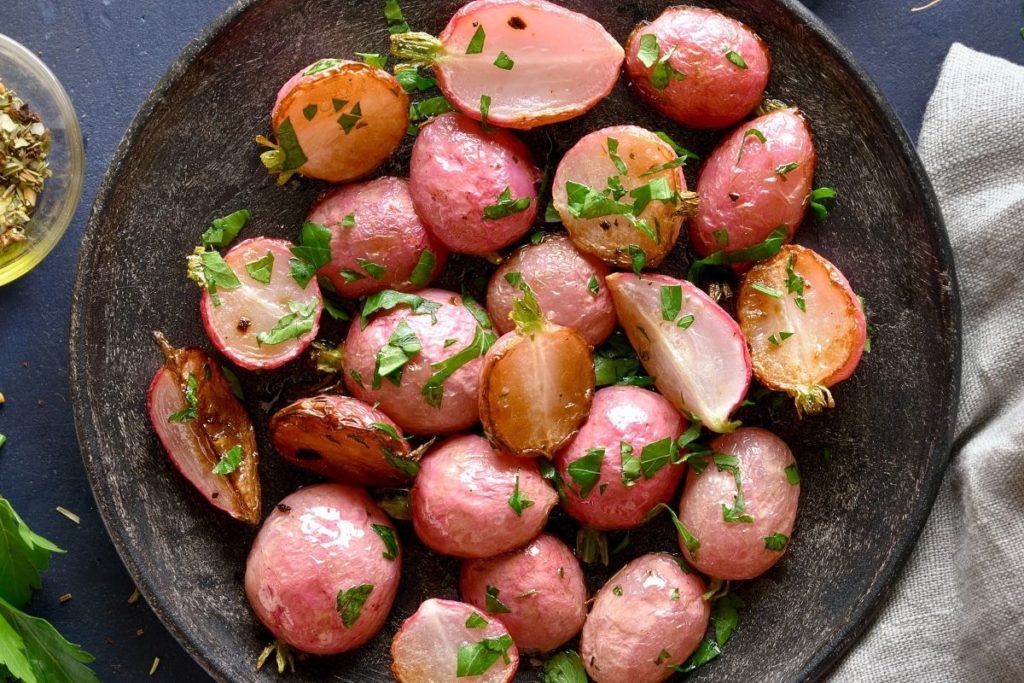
1 0 1021 680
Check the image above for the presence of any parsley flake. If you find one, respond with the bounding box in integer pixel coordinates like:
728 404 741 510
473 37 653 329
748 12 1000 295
336 584 373 628
508 470 535 516
168 373 199 423
493 51 514 69
409 249 436 287
465 612 488 629
257 298 319 346
466 24 486 54
211 445 243 475
764 533 789 551
371 524 399 561
244 251 274 284
201 209 250 248
660 285 682 321
725 50 748 68
373 319 422 388
620 442 641 487
483 186 531 219
485 585 511 614
456 634 514 677
568 447 605 499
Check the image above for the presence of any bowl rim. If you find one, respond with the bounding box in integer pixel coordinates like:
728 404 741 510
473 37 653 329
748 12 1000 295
69 1 962 681
0 32 85 286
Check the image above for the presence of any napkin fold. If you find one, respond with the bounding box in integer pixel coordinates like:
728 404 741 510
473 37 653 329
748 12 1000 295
830 43 1024 683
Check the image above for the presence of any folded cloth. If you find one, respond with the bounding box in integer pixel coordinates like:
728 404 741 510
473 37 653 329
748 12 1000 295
830 43 1024 683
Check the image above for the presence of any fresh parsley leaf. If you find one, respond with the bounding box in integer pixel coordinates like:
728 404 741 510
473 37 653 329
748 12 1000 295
651 55 686 89
508 470 535 516
356 52 387 69
168 373 199 423
303 58 341 76
607 137 628 174
660 285 682 321
620 442 641 487
764 532 789 551
245 251 274 284
509 281 544 334
494 51 514 69
656 503 700 558
483 186 531 219
639 437 679 479
629 176 675 215
273 117 308 171
687 226 786 282
775 161 801 176
593 331 653 387
0 596 100 683
336 584 374 628
289 222 332 288
456 634 514 677
537 458 567 500
465 612 488 629
677 314 695 329
383 447 420 477
466 24 486 54
736 128 766 163
409 249 436 287
809 186 837 220
360 290 441 329
211 445 243 475
587 275 600 297
751 282 783 298
371 524 399 561
422 326 496 407
373 320 422 388
567 447 604 499
384 0 410 33
637 34 660 68
0 498 63 608
357 258 387 279
768 331 795 345
543 649 587 683
461 292 494 330
784 463 800 485
371 422 404 441
395 66 437 93
565 180 635 221
408 96 456 132
677 415 702 449
201 209 250 248
485 585 511 614
257 298 319 346
479 94 491 126
186 248 241 306
627 244 646 275
725 49 748 68
654 131 698 161
338 101 363 134
713 593 744 646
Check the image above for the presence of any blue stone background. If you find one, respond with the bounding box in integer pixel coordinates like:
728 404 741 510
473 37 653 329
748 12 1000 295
0 0 1021 679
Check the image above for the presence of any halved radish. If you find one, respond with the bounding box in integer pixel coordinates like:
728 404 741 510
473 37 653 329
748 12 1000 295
737 245 866 416
147 333 261 524
391 598 519 682
606 273 750 433
269 395 420 486
390 0 623 129
552 125 698 270
259 59 409 183
478 284 594 457
197 237 323 371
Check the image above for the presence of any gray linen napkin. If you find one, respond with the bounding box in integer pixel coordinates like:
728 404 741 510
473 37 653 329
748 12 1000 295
830 43 1024 682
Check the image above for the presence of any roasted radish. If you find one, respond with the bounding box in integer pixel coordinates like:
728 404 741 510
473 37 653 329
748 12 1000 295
411 434 557 558
192 237 323 371
479 283 594 458
606 273 750 433
269 395 420 486
460 533 587 653
737 245 866 415
555 385 686 530
390 0 623 129
690 106 816 258
486 233 616 346
308 177 448 298
245 484 401 654
343 288 495 435
391 598 519 682
625 7 771 129
580 553 709 683
147 333 261 524
409 112 540 255
552 125 697 269
676 427 799 580
259 59 409 183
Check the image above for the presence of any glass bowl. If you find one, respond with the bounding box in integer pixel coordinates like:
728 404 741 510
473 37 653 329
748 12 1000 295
0 33 84 286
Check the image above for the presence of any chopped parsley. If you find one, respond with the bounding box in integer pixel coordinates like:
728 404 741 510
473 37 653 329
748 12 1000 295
335 584 374 628
737 128 766 163
687 226 786 282
784 463 800 485
607 137 628 174
244 251 274 284
768 331 794 346
786 253 807 311
337 102 363 134
775 161 801 177
370 422 403 441
809 186 837 220
360 290 441 328
587 275 600 297
657 503 700 558
639 437 681 479
289 221 332 288
493 51 514 69
383 0 410 33
456 634 514 677
356 52 387 69
211 444 243 475
186 248 241 307
372 320 422 388
479 94 491 126
357 258 387 279
764 533 789 551
660 285 682 321
627 244 646 275
466 25 486 54
485 585 511 614
422 326 496 407
201 209 250 248
371 524 399 561
508 470 535 516
593 331 653 387
751 282 783 298
725 50 748 68
168 373 199 422
567 447 605 499
256 298 319 346
543 650 586 683
620 442 641 487
465 612 488 629
640 34 686 89
409 249 436 287
483 186 531 219
677 314 695 329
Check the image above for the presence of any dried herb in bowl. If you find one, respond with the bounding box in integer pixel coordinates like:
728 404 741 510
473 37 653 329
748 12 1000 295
0 80 51 251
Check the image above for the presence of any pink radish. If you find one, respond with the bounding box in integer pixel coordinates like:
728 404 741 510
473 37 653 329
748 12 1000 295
147 333 261 524
391 598 519 682
260 59 409 183
196 237 323 371
736 245 866 415
606 273 750 433
690 106 816 258
389 0 624 129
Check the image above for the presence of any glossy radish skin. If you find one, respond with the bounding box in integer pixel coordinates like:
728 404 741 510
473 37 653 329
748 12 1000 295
409 113 540 255
267 60 409 183
244 484 401 654
308 177 448 298
580 553 709 683
606 273 750 433
555 385 686 530
737 245 866 415
200 237 322 371
460 533 587 653
479 325 594 458
411 434 557 558
344 289 491 435
625 7 771 129
391 598 519 682
269 395 417 487
677 428 799 580
486 234 616 346
552 125 694 269
147 336 260 524
690 107 816 258
395 0 623 129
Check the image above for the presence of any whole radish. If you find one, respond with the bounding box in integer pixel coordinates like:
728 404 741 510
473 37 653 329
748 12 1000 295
737 245 866 415
390 0 623 129
625 6 771 129
409 112 540 255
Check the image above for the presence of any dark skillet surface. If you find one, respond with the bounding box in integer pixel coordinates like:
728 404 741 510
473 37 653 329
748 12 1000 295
69 0 959 681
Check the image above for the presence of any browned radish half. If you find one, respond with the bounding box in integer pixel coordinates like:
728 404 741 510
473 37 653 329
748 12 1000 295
269 395 419 486
197 237 323 371
552 125 697 270
390 0 623 129
391 598 519 682
737 245 866 416
147 333 261 524
478 286 594 457
260 59 409 183
606 273 750 433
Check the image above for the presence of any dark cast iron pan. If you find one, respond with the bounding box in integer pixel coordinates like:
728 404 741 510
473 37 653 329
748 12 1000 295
70 0 960 680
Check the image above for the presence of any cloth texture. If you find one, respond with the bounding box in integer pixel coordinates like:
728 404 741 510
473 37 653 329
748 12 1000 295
830 43 1024 683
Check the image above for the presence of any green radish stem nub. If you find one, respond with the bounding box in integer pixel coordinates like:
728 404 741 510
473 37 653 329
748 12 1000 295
794 384 835 417
390 32 444 65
